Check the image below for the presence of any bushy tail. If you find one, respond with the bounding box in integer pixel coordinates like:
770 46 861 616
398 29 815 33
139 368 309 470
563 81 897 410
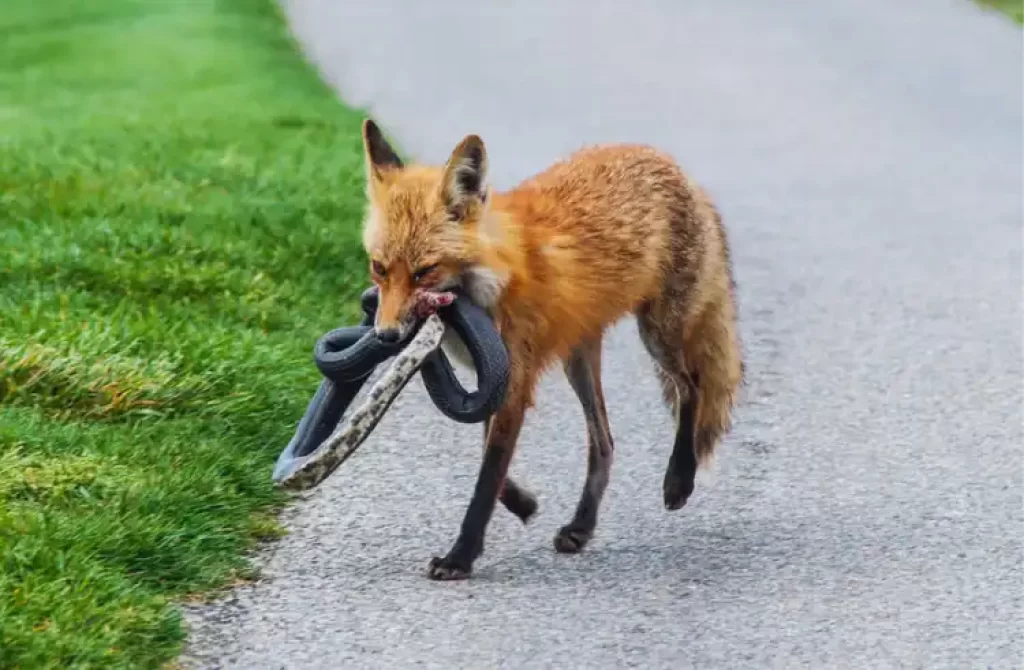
648 302 741 466
638 176 743 468
688 300 743 464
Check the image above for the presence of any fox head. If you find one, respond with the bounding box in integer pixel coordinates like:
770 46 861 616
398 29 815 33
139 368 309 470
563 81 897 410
359 118 504 342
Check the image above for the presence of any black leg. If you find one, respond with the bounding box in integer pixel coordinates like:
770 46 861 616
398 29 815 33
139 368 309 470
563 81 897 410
663 375 699 510
427 394 527 580
554 339 614 554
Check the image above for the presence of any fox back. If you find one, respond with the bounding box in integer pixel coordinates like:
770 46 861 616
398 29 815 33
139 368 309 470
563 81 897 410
360 123 730 382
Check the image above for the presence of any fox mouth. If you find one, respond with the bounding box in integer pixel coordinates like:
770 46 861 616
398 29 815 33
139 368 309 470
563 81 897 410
375 289 458 344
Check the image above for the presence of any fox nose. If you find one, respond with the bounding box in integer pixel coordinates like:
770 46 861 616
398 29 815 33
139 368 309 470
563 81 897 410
375 327 401 343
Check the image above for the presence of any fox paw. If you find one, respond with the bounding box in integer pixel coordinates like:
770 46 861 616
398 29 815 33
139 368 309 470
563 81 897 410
426 554 473 581
501 487 539 524
553 524 592 554
663 471 695 510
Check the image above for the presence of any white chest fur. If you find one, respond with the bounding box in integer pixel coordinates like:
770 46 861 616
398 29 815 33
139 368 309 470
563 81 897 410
440 328 475 372
462 265 504 309
438 264 505 380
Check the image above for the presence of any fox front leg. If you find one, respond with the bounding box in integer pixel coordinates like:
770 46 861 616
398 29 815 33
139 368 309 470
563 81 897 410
426 387 528 580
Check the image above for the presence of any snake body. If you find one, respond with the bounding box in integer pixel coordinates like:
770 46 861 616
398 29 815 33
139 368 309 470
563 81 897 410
275 314 446 491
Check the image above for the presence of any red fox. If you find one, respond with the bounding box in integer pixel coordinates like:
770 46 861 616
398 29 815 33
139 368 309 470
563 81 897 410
360 119 743 580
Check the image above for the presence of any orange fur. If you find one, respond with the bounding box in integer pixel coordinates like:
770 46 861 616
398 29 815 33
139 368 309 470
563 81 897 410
363 124 739 420
360 118 744 575
360 116 742 472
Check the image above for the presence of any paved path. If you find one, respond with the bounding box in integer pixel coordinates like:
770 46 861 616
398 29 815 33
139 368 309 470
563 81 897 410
183 1 1022 667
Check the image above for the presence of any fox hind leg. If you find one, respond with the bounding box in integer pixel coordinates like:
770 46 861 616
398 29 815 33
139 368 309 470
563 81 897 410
661 369 700 511
636 305 700 510
554 336 614 554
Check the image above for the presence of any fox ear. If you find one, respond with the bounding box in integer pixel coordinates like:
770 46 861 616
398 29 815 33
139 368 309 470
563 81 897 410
362 118 403 182
441 134 488 219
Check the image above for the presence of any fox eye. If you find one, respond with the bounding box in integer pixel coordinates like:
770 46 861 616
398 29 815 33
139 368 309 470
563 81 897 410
371 260 386 277
413 263 439 283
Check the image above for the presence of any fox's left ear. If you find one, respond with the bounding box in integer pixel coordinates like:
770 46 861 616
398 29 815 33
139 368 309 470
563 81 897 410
441 134 488 219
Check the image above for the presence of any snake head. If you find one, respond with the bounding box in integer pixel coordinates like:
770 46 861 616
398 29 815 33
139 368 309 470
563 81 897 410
413 289 456 319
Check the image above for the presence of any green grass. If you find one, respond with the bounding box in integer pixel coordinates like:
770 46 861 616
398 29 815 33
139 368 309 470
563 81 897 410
0 1 371 667
976 0 1024 22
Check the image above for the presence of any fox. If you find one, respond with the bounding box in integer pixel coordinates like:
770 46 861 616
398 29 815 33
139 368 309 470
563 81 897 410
359 118 743 581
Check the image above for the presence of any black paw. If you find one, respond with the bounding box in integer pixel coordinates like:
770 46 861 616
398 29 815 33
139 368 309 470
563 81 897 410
426 554 473 581
663 470 695 510
502 488 539 524
553 524 592 554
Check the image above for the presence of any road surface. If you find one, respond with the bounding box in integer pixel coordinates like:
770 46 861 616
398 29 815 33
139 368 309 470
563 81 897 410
183 0 1023 667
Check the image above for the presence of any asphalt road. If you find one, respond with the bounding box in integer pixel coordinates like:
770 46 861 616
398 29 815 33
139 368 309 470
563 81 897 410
183 1 1023 667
